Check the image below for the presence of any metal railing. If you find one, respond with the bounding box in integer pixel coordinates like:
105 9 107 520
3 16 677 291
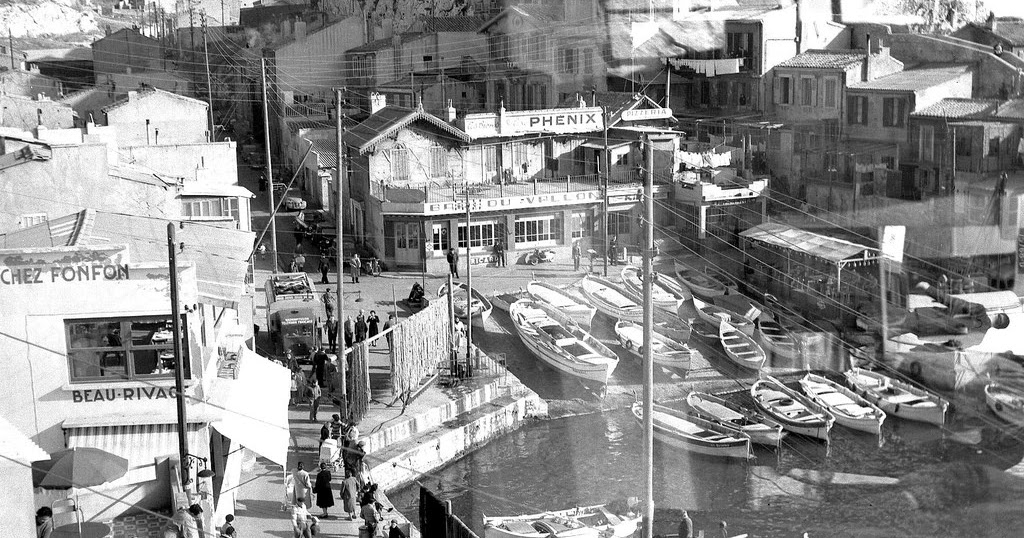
373 170 650 204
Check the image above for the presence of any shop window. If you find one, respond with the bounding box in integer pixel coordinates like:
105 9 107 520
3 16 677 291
882 97 906 127
608 211 631 238
432 223 450 251
65 315 189 383
514 214 561 245
570 210 592 239
457 221 496 249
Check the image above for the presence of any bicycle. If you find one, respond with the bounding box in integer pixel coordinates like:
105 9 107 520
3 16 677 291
361 257 383 277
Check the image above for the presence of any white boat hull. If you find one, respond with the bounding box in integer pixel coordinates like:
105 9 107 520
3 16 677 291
686 392 786 447
614 320 695 372
755 320 800 362
580 275 643 322
985 383 1024 427
633 402 752 459
527 281 597 330
718 320 766 370
510 300 618 385
844 367 948 426
674 261 727 298
799 374 885 436
752 376 834 442
440 281 494 330
483 503 640 538
620 266 687 313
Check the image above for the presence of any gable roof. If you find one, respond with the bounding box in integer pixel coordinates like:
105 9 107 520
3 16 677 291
776 50 866 70
348 33 425 54
345 106 470 154
421 16 487 33
307 136 338 169
969 18 1024 46
101 87 208 114
996 99 1024 119
92 27 161 48
479 4 565 32
910 98 1002 119
849 64 971 92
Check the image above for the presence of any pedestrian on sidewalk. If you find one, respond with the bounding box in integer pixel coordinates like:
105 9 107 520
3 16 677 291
291 462 312 509
349 253 361 283
342 429 365 478
339 469 360 521
313 347 329 387
678 510 693 538
319 421 330 448
295 253 306 272
318 256 330 284
289 257 300 273
325 316 338 353
219 514 236 538
388 520 407 538
290 368 304 407
355 310 367 343
329 414 345 440
383 314 395 349
257 243 267 260
322 288 336 318
308 380 322 422
290 498 313 538
313 462 334 518
447 247 460 278
367 311 380 346
344 316 354 348
571 241 581 271
360 491 382 537
608 236 618 266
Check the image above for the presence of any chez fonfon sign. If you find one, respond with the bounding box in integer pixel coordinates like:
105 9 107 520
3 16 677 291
0 262 130 286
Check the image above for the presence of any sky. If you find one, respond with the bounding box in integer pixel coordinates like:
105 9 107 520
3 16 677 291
988 0 1024 17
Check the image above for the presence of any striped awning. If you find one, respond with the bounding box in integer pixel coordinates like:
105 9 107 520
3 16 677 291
65 423 207 484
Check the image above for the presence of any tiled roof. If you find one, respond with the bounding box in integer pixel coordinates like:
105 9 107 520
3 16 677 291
422 16 487 33
480 4 565 32
23 47 93 62
345 106 469 154
101 87 208 113
910 98 1001 119
307 137 338 168
996 99 1024 119
348 33 425 54
987 18 1024 46
849 64 972 92
776 50 865 69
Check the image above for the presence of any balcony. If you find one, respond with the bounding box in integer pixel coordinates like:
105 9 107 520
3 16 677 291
674 173 768 205
372 171 671 216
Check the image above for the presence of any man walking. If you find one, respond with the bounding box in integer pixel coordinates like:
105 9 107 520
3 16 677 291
383 314 395 349
323 288 336 318
446 247 460 278
344 316 354 348
571 241 582 272
608 236 618 266
350 253 361 284
355 310 368 343
318 256 330 284
325 315 339 353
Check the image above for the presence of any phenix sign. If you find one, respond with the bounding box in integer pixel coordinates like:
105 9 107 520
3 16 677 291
464 106 604 138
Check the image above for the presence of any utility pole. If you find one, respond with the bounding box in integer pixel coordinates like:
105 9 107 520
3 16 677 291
602 106 610 277
202 13 215 142
7 29 13 70
641 135 656 538
221 0 226 26
168 222 190 486
261 58 279 271
465 184 473 377
335 88 348 419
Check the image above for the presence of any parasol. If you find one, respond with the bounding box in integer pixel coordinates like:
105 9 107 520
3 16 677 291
32 447 129 489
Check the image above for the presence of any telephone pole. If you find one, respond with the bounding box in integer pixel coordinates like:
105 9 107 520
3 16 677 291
335 87 348 419
202 13 215 141
261 58 279 271
168 223 189 486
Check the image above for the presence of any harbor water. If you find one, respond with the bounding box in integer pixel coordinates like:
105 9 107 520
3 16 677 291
390 307 1024 537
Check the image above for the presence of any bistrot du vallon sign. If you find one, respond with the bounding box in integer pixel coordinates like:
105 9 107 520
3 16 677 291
0 262 130 286
425 190 602 215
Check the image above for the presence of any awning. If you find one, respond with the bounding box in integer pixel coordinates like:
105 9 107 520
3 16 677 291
741 223 881 265
580 141 632 150
65 422 206 484
949 291 1022 314
0 416 48 464
209 347 290 466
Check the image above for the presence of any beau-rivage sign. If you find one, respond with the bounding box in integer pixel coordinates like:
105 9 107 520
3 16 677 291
0 262 131 286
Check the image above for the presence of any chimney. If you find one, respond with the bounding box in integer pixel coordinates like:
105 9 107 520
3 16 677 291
988 11 997 32
446 99 456 122
295 21 307 41
370 92 386 114
864 33 872 82
127 90 138 102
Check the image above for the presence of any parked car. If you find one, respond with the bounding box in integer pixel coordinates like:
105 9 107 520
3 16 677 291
285 196 307 210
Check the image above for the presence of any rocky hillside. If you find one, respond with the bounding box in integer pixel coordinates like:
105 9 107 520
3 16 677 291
1 0 100 39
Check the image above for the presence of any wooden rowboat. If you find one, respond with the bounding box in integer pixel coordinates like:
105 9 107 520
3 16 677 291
684 297 754 336
483 502 641 538
755 318 799 362
620 266 690 313
751 375 834 442
579 275 643 322
631 402 753 460
526 281 596 330
614 320 699 373
673 260 727 298
703 265 740 294
799 373 886 436
509 299 619 385
718 320 766 370
438 281 493 329
985 382 1024 427
843 367 948 426
686 391 786 448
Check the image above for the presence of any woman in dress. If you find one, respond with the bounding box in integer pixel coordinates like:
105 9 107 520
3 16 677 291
339 469 360 521
367 311 380 346
313 462 334 518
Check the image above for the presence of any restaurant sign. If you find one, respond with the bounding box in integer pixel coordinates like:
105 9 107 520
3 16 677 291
0 262 130 286
1017 228 1024 275
72 386 177 402
464 107 604 138
621 107 673 121
423 190 602 215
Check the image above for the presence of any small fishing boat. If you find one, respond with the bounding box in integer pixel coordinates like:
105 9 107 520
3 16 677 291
620 266 690 312
631 401 752 459
526 281 597 330
614 320 699 373
751 375 834 441
509 299 619 385
843 367 949 426
985 382 1024 427
438 281 493 329
703 265 740 294
579 275 643 322
673 260 727 298
799 373 886 435
718 320 766 370
490 289 529 313
686 391 786 447
685 297 754 335
483 501 641 538
755 318 800 362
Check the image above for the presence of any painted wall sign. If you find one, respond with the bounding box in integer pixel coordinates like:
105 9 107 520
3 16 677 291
425 190 602 215
464 107 604 138
1017 229 1024 275
0 263 130 286
72 386 176 402
621 107 673 121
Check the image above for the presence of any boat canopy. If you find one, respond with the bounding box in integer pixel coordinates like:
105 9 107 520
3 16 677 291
741 223 881 267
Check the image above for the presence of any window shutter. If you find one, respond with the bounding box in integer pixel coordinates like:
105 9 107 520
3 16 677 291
861 98 869 124
773 76 781 104
811 77 818 107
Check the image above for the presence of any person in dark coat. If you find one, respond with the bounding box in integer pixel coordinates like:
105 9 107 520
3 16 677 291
388 520 407 538
355 311 368 343
383 314 395 349
318 256 330 284
312 348 329 387
313 462 334 517
325 316 339 353
608 236 618 266
446 247 459 278
571 241 582 271
367 311 380 346
344 316 354 348
678 510 693 538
